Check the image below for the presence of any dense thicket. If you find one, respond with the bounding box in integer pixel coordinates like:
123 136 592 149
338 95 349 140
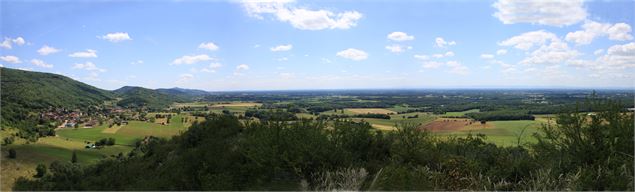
14 99 634 191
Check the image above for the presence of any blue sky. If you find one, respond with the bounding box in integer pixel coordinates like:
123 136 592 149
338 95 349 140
1 0 634 91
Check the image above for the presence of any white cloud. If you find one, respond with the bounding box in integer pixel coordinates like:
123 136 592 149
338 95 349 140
69 49 98 58
446 61 469 75
30 59 53 68
236 64 250 71
500 30 558 50
243 1 362 30
171 54 214 65
607 23 633 41
277 57 288 61
429 51 455 59
593 49 604 56
570 45 635 78
597 42 635 69
176 74 194 84
481 54 495 59
270 44 293 52
321 58 332 63
492 0 586 26
387 32 415 41
234 64 250 75
385 44 411 53
1 37 26 49
565 21 633 45
435 37 456 48
130 60 144 65
336 48 368 61
98 32 132 42
496 49 508 55
414 54 429 60
198 42 219 51
420 60 469 75
73 62 106 72
200 63 223 73
0 55 21 64
0 39 10 49
520 40 579 65
37 45 60 55
422 61 443 69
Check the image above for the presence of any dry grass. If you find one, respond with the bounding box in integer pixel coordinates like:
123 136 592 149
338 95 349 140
371 124 397 131
346 108 396 115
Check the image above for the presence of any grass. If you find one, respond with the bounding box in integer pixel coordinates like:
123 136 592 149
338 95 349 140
57 114 191 146
443 109 480 117
434 120 544 146
353 112 437 131
1 136 132 191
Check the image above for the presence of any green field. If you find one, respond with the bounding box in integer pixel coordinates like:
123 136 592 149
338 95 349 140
353 112 437 131
442 109 480 117
57 114 190 146
434 120 543 146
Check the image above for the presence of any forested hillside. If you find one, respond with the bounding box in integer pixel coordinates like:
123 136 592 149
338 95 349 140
1 67 113 126
114 86 187 109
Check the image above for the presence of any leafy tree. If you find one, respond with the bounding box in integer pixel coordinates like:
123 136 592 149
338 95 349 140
35 164 47 178
71 151 77 163
8 148 16 159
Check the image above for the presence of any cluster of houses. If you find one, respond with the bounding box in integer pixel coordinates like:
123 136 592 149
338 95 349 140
39 106 134 129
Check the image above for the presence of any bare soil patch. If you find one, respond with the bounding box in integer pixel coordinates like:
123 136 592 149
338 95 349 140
420 118 478 132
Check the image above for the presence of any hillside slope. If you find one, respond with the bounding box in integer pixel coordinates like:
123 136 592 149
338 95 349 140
114 86 185 109
1 67 113 124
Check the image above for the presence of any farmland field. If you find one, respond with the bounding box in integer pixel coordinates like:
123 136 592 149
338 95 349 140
442 109 480 117
433 120 543 146
345 108 397 114
211 102 262 107
57 114 191 146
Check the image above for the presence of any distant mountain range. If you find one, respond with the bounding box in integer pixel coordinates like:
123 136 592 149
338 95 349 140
0 67 211 126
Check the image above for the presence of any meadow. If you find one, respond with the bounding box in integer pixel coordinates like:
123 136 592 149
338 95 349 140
1 114 194 190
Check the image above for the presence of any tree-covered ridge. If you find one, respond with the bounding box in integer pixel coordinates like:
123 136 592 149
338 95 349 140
15 100 633 191
113 86 186 110
1 67 113 124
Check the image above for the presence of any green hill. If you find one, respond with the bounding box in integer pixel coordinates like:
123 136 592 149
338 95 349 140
1 67 114 124
114 86 185 109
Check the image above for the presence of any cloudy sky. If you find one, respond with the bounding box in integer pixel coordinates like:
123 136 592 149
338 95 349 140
1 0 634 90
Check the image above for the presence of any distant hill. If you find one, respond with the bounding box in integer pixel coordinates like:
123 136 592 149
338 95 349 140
114 86 186 109
1 67 114 124
156 87 210 97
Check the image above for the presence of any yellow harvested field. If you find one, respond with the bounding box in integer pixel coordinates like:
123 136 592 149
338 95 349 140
212 102 262 107
346 108 396 114
371 124 397 131
101 125 123 134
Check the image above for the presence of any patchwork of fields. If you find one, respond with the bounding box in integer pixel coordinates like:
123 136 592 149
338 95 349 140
2 103 555 190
